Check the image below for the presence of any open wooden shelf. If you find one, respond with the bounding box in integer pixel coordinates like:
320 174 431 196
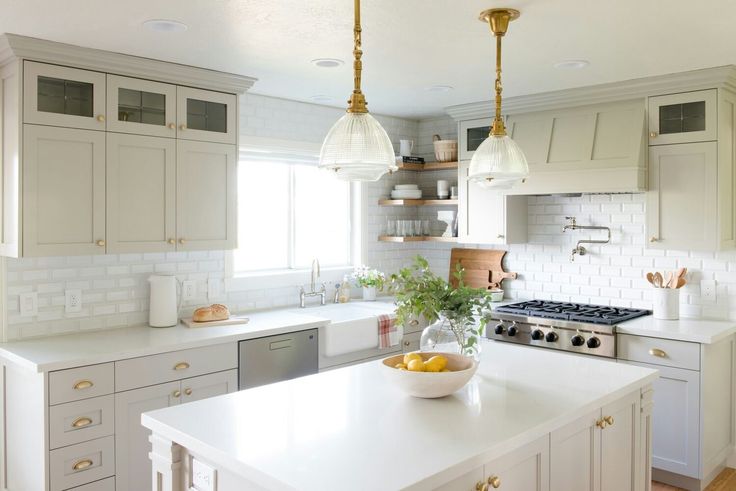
397 161 458 171
378 235 458 243
379 198 458 206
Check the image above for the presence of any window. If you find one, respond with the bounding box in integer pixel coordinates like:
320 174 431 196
233 159 353 274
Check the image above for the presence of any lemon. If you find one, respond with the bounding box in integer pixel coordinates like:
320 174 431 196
441 368 451 372
424 360 441 372
427 355 448 370
407 359 426 372
394 363 407 370
403 352 423 365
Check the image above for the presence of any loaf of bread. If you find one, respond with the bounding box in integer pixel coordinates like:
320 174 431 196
192 304 230 322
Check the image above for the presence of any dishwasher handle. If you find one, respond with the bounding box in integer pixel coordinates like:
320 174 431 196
269 338 293 351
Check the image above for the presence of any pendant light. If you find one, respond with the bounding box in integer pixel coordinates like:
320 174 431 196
318 0 397 181
468 8 529 189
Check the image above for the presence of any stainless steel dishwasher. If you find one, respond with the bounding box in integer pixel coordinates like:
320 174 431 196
238 329 319 390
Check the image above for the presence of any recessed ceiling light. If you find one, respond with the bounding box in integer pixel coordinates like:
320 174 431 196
553 59 590 70
426 85 454 93
310 95 334 103
143 19 188 32
311 58 345 68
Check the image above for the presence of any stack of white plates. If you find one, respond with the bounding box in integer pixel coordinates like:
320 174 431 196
391 184 422 199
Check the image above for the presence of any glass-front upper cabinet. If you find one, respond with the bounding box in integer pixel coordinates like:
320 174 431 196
648 89 717 145
106 75 177 138
23 61 106 131
177 86 236 144
458 118 492 161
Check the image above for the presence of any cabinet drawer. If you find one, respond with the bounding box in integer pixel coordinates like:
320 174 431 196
49 435 115 491
49 363 115 405
617 334 700 370
69 476 115 491
402 332 421 353
115 343 237 391
50 395 114 449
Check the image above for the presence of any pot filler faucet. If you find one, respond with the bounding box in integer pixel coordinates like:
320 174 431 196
299 258 326 307
562 216 611 262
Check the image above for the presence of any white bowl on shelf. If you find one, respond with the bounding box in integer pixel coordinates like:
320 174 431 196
394 184 419 190
381 352 478 398
391 190 422 199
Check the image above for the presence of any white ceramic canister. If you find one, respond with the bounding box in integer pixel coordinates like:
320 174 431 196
148 275 179 327
652 288 679 320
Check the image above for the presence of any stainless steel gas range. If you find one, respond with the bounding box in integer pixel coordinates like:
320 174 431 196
485 300 651 358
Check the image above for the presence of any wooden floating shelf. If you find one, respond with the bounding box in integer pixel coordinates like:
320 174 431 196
378 236 458 243
397 161 458 171
379 199 458 206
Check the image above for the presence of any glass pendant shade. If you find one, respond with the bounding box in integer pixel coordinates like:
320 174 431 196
467 134 529 188
319 112 398 182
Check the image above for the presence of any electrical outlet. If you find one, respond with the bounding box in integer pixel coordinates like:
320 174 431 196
191 458 216 491
701 279 717 304
207 278 222 300
65 289 82 313
19 292 38 317
182 280 197 301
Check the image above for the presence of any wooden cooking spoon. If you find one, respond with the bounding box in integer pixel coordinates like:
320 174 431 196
646 272 656 287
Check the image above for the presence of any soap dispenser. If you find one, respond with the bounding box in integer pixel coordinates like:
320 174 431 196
338 276 352 303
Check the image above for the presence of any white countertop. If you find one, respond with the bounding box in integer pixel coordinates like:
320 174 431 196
617 316 736 344
0 310 329 373
142 340 658 491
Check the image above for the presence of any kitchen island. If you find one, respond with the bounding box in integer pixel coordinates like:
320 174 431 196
142 340 658 491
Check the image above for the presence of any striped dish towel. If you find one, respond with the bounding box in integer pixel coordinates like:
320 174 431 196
378 314 399 349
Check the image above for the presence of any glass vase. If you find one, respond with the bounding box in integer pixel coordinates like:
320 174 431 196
419 312 482 361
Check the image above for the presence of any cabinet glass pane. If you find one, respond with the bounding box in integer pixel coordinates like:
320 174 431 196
37 76 93 117
118 88 166 126
659 101 706 134
467 126 491 151
187 98 227 133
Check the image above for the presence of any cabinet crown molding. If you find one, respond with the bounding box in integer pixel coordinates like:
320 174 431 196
0 33 257 94
446 65 736 121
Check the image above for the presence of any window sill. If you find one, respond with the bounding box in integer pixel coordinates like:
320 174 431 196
226 266 354 292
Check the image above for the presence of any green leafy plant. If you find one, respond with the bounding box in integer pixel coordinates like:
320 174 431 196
390 256 492 355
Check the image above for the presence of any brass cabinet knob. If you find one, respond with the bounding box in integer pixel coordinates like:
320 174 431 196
649 131 658 138
596 418 607 429
72 417 93 428
184 388 192 396
403 341 410 347
174 362 190 370
179 123 187 130
96 115 105 123
475 481 489 491
168 238 176 245
172 390 181 398
73 380 93 390
72 459 93 471
488 476 501 489
179 238 186 245
649 236 658 243
649 348 666 358
96 239 105 247
604 415 614 426
168 123 176 129
409 319 419 327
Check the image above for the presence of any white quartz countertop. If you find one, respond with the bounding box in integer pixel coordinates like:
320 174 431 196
617 316 736 344
142 340 658 491
0 310 330 373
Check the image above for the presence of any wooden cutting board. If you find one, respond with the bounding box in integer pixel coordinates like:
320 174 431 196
448 248 517 290
181 315 250 328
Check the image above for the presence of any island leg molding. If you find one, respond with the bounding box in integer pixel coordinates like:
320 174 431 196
149 434 183 491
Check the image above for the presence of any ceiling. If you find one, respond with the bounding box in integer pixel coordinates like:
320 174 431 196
2 0 736 119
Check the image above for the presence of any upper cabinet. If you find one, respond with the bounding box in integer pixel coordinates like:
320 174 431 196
648 89 717 145
23 61 106 131
177 87 236 144
458 118 491 161
106 75 177 138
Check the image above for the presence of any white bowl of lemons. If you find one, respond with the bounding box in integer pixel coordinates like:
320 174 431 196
381 351 478 398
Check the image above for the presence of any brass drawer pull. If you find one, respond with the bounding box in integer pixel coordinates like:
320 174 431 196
409 319 419 327
649 348 667 358
172 390 181 398
604 415 614 426
596 418 607 429
72 459 93 471
96 115 105 123
184 388 192 396
71 417 93 428
488 476 501 489
475 481 489 491
168 123 176 129
73 380 93 390
173 362 190 371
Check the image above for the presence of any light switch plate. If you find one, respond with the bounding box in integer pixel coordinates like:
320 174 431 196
182 280 197 301
701 279 717 304
19 292 38 317
191 457 216 491
65 289 82 313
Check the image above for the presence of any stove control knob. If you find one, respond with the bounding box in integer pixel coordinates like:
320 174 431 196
587 336 601 349
494 323 505 335
545 331 559 343
531 329 545 341
571 335 585 347
507 324 518 336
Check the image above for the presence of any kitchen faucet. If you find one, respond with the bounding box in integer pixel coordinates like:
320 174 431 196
299 258 326 307
562 216 611 262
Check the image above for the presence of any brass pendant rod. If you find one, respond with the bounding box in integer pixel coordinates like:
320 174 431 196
491 33 506 136
347 0 368 113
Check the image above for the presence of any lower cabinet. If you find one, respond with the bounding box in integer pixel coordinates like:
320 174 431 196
115 369 238 491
